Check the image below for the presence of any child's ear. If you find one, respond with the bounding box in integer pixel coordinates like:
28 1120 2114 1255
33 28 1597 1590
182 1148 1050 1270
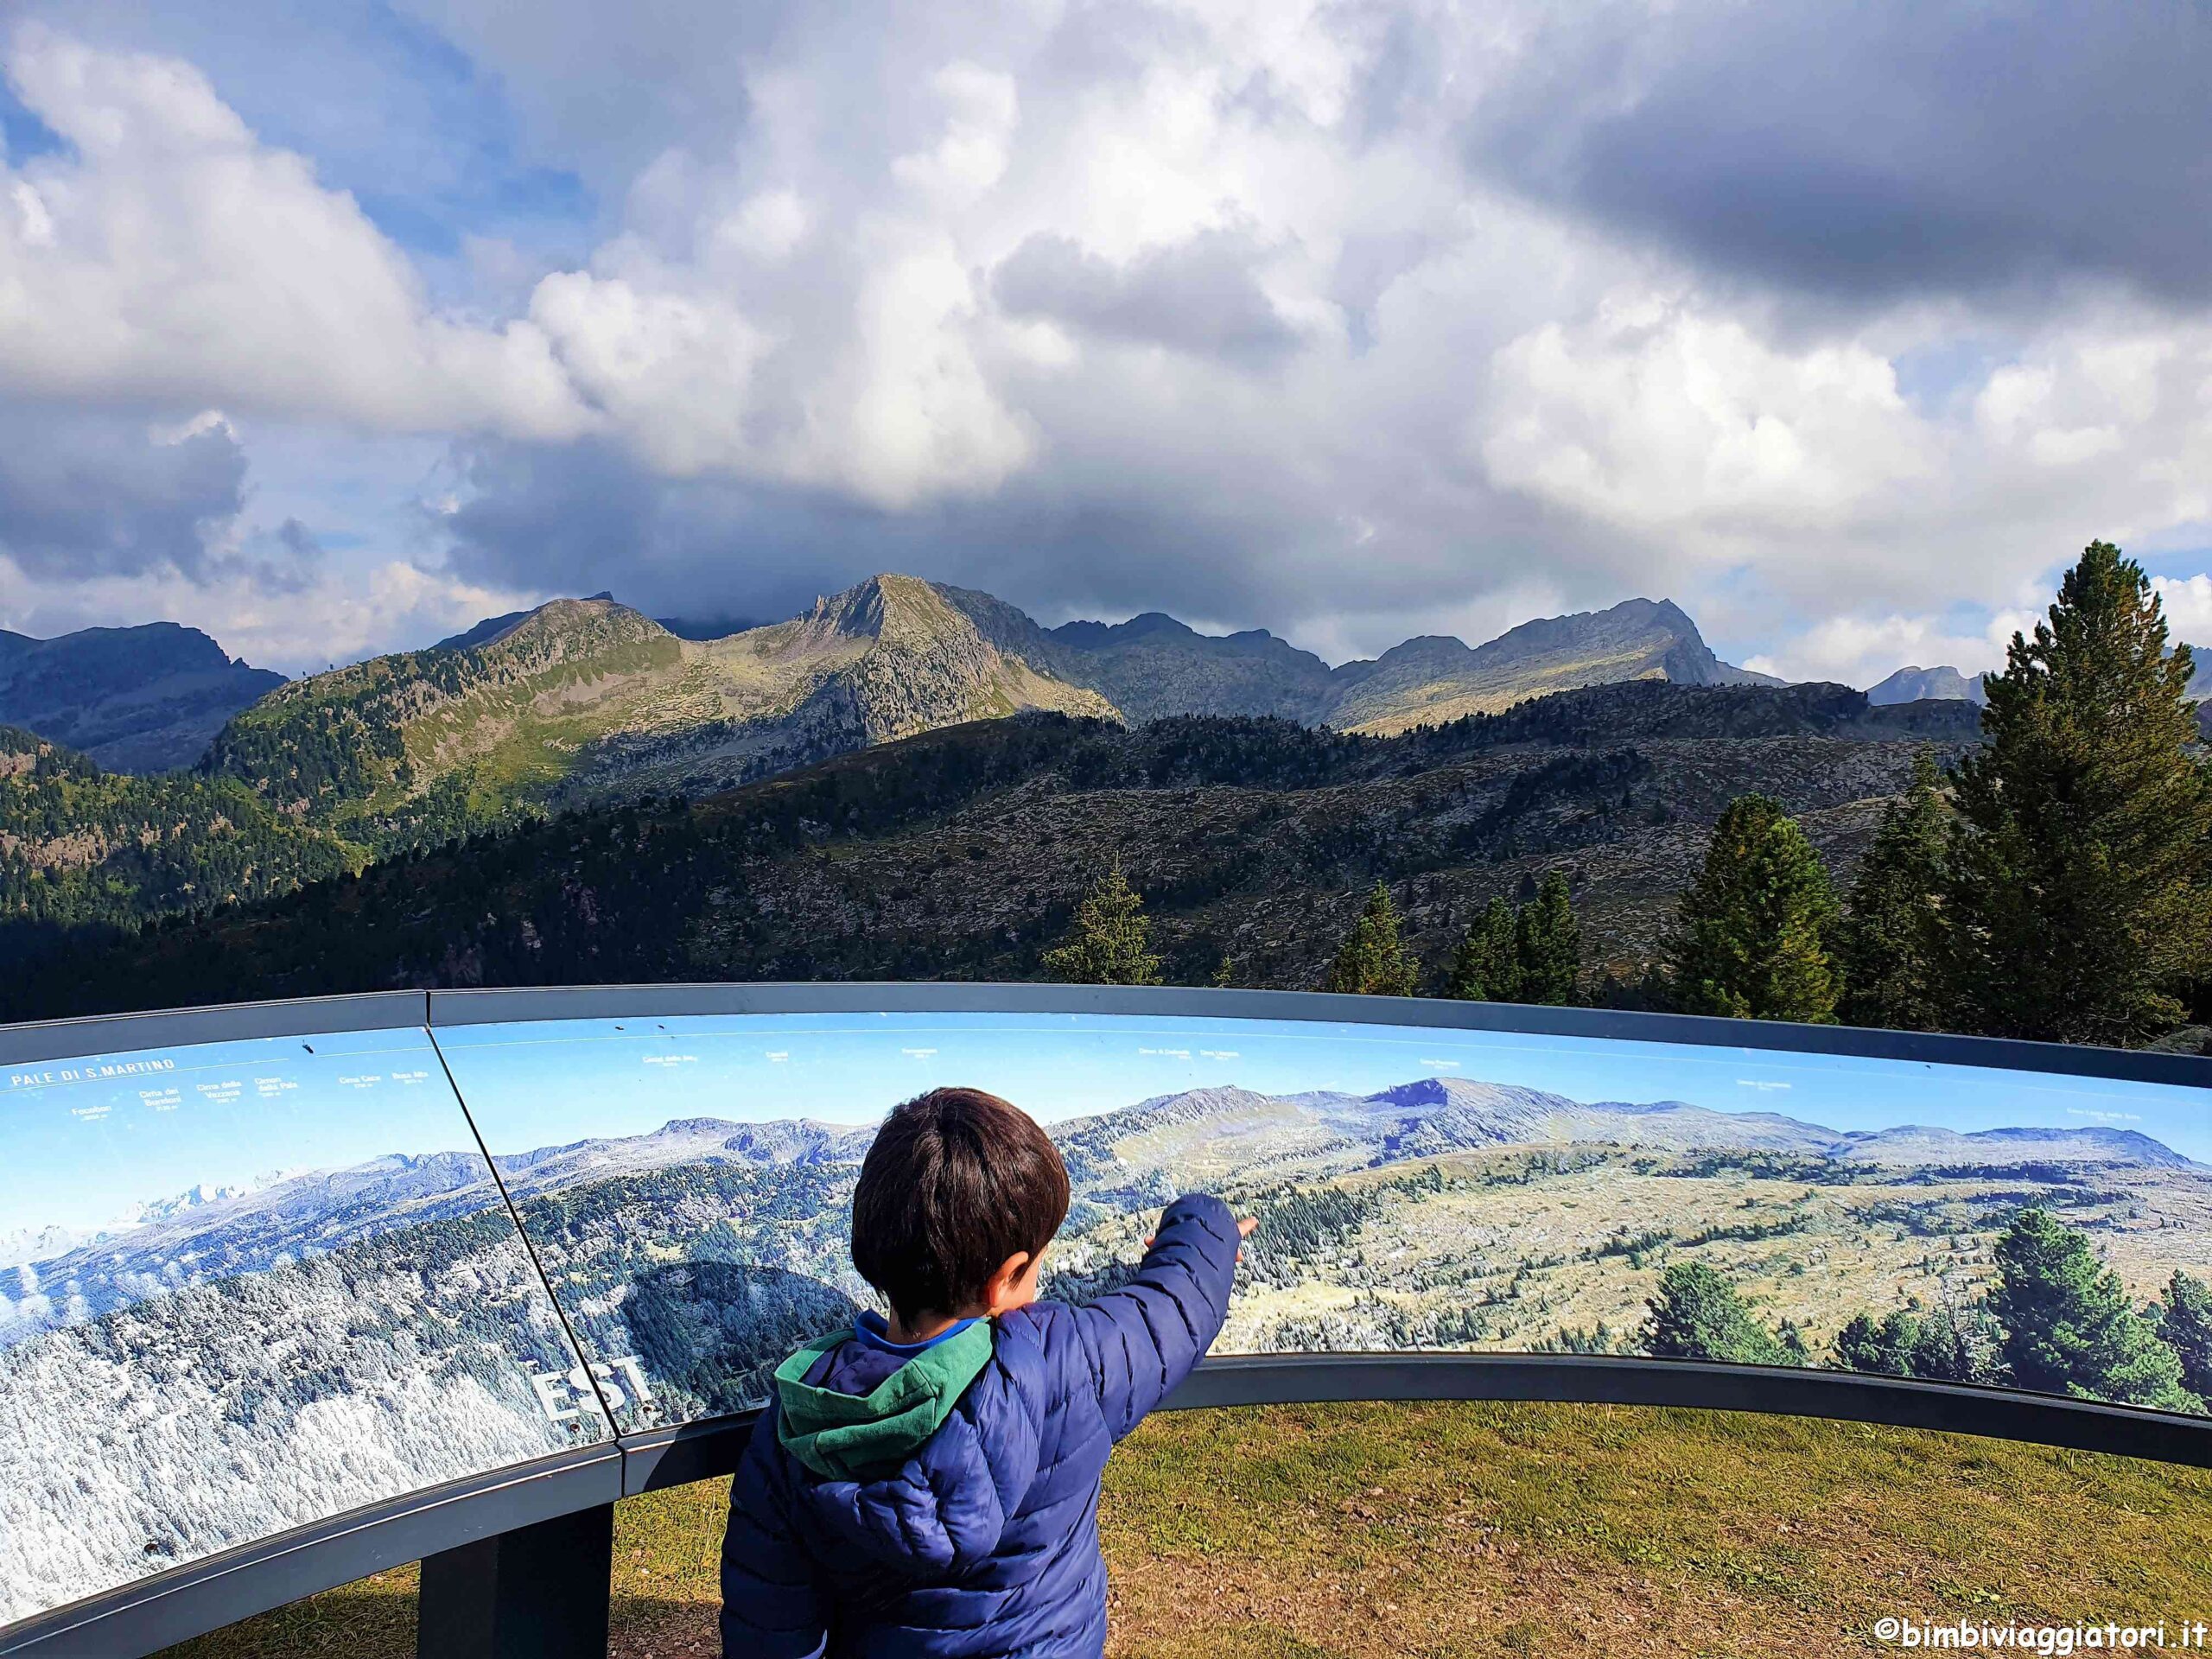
984 1249 1035 1315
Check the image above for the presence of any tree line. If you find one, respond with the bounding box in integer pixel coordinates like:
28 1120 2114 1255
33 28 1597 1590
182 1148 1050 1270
1636 1205 2212 1414
1046 541 2212 1047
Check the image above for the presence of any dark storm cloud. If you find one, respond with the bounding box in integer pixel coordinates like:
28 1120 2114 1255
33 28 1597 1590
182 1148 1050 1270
993 231 1302 367
1470 0 2212 305
434 435 1500 650
0 406 247 580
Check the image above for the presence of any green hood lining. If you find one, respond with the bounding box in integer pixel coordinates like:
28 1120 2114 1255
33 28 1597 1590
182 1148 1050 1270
773 1319 995 1482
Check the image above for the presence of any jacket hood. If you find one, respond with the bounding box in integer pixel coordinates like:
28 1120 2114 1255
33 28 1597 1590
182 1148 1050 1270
774 1320 993 1480
769 1318 1042 1577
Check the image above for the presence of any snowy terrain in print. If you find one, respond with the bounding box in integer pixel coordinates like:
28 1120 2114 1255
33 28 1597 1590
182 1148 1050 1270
436 1013 2212 1427
0 1029 605 1631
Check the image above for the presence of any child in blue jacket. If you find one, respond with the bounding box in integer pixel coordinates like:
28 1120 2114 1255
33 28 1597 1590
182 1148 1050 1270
720 1084 1250 1658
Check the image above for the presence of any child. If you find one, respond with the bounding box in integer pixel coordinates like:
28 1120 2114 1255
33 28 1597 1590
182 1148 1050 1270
721 1084 1251 1657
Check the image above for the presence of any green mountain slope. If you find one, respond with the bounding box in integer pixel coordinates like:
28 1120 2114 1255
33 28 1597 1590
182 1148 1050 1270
5 578 1784 942
3 682 1979 1020
202 575 1115 852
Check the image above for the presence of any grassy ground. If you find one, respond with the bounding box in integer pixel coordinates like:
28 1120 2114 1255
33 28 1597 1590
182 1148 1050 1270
156 1401 2212 1659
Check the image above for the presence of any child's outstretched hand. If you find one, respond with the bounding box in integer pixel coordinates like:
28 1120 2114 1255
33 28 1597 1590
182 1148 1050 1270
1144 1214 1259 1258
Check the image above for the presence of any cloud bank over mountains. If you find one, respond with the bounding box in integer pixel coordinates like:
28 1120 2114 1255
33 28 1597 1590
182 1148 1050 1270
2 0 2209 681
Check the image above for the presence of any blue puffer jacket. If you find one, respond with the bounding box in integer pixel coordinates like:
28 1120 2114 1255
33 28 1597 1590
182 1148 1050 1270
720 1193 1242 1658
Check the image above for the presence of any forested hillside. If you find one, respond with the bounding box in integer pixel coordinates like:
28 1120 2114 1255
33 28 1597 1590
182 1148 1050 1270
0 682 1977 1020
0 726 353 963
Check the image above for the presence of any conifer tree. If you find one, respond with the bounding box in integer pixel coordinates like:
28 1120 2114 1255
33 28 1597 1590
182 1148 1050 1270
1831 1310 1915 1376
1446 873 1583 1005
1516 868 1582 1005
1986 1208 2197 1410
1641 1262 1785 1364
1210 953 1236 989
1836 748 1948 1030
1042 861 1163 986
2156 1270 2212 1402
1664 794 1841 1022
1941 541 2212 1044
1320 881 1421 996
1446 897 1520 1001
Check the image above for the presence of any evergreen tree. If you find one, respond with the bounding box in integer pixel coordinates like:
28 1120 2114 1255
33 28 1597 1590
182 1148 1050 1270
1320 882 1421 996
1516 868 1582 1005
1446 897 1520 1001
1941 541 2212 1044
1831 1310 1915 1376
1986 1208 2198 1410
2157 1270 2212 1402
1641 1262 1786 1364
1836 748 1948 1031
1663 794 1841 1022
1210 953 1236 989
1042 861 1164 986
1446 873 1582 1005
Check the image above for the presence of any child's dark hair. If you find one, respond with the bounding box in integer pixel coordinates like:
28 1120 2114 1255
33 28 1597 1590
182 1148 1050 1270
851 1087 1071 1323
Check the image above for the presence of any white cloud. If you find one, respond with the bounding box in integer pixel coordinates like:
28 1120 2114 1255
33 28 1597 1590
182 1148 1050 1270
892 62 1018 207
7 3 2212 671
1743 609 2037 689
2152 575 2212 646
0 24 591 439
526 271 768 477
718 189 810 263
825 245 1033 507
1482 292 1929 541
0 548 537 674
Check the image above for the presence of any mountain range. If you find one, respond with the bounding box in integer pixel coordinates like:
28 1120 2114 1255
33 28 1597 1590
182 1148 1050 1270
1049 1075 2197 1184
3 679 1984 1017
197 575 1777 848
0 581 1776 813
7 1072 2187 1320
1034 594 1777 728
0 571 2011 988
0 623 283 772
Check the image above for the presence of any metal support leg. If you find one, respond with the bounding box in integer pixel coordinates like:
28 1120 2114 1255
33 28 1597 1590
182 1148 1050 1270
416 1502 613 1659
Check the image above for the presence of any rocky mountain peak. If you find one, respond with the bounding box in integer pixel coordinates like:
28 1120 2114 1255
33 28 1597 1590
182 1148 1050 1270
1866 664 1986 705
478 595 671 660
798 573 963 644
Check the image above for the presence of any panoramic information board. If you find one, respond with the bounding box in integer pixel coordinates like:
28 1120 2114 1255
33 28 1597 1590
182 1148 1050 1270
0 1027 609 1630
437 1010 2212 1427
8 1001 2209 1640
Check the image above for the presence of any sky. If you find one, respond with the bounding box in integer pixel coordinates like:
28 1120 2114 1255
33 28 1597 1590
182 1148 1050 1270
10 1008 2204 1238
0 1027 479 1239
3 2 2211 682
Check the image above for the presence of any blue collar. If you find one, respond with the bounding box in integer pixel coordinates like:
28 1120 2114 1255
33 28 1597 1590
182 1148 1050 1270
853 1309 980 1357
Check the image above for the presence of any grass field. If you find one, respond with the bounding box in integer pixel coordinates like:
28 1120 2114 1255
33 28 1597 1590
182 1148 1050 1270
157 1400 2212 1658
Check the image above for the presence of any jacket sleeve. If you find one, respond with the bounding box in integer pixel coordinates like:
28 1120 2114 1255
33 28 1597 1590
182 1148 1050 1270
1065 1192 1241 1440
720 1408 830 1659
